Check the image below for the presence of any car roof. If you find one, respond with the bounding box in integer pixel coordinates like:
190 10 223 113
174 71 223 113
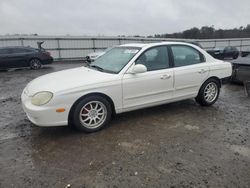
120 42 199 48
120 43 148 48
0 46 37 50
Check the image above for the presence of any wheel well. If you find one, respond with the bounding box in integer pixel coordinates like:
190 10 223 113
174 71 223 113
68 92 116 124
204 76 221 88
196 76 221 98
29 57 41 63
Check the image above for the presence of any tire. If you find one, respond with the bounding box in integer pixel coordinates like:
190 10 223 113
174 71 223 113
71 95 112 133
195 79 220 106
30 59 42 70
233 53 239 59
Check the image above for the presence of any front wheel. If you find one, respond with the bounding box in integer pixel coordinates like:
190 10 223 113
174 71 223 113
195 79 220 106
71 95 112 132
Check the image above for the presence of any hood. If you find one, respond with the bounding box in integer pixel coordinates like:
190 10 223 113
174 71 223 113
25 66 115 96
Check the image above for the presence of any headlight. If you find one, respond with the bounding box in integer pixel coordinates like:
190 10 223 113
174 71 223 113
31 91 53 106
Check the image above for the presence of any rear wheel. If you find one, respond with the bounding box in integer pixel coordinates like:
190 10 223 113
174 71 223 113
195 79 220 106
30 59 42 70
71 95 112 132
233 53 239 59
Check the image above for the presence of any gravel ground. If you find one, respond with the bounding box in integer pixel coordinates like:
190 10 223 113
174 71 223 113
0 62 250 188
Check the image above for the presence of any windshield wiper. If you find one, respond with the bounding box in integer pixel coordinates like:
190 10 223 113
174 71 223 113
89 65 117 74
90 65 104 72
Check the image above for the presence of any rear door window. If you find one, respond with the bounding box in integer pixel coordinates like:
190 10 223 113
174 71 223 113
171 45 204 67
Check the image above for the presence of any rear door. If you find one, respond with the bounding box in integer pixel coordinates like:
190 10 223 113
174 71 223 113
170 45 209 99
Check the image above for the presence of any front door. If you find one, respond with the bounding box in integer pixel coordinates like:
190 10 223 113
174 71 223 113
7 48 30 68
122 46 174 111
0 48 12 68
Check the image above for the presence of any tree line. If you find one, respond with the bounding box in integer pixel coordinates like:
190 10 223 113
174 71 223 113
152 25 250 39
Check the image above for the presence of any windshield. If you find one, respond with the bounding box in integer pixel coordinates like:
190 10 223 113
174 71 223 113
90 47 141 73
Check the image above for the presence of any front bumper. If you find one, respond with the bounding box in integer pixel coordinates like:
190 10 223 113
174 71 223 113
21 91 68 127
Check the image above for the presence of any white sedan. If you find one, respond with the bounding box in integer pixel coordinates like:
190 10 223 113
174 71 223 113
21 42 232 132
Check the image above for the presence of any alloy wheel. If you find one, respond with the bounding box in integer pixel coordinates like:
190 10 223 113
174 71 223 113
204 82 218 103
30 59 41 69
79 101 107 129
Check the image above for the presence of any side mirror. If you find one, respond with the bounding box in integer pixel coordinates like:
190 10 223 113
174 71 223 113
130 64 147 74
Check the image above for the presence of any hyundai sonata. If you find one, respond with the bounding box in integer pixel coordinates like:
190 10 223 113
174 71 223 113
22 42 232 132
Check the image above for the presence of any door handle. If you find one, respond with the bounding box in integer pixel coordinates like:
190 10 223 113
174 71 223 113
198 69 207 74
160 74 171 80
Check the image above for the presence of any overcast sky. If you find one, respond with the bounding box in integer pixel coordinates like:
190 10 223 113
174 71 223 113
0 0 250 36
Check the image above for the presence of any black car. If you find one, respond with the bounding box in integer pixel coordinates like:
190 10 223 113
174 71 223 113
207 46 239 60
230 55 250 95
0 46 53 70
241 51 250 57
230 54 250 82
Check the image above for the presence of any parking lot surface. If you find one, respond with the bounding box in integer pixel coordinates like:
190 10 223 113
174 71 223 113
0 62 250 187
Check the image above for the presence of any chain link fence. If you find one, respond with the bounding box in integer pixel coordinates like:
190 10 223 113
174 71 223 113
0 36 250 61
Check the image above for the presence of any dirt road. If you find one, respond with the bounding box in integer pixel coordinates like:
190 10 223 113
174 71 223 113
0 62 250 187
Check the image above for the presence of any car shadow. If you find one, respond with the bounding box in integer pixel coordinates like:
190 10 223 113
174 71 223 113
31 98 218 139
